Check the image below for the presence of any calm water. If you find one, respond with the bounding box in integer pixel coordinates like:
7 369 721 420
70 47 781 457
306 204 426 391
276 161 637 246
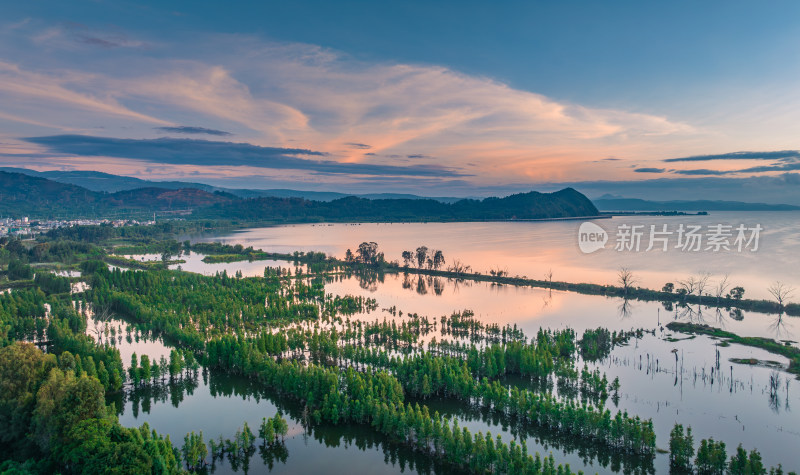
328 275 800 473
115 372 451 475
194 212 800 301
105 266 800 473
110 215 800 472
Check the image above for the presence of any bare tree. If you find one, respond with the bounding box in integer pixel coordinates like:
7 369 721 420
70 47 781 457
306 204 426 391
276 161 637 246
545 268 553 287
768 281 795 308
696 272 712 300
490 266 508 277
714 274 730 304
90 303 113 339
617 267 637 295
677 276 698 298
447 259 471 274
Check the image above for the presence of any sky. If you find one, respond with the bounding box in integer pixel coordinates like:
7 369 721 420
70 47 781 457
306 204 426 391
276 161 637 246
2 0 800 202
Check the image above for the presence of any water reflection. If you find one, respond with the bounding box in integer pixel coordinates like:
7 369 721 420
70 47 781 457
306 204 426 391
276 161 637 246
116 370 460 475
192 216 800 300
422 397 655 475
113 371 201 417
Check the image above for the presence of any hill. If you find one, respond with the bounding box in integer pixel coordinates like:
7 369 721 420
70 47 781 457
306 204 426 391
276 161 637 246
594 196 800 212
0 172 233 218
197 187 599 222
0 167 463 202
0 171 599 222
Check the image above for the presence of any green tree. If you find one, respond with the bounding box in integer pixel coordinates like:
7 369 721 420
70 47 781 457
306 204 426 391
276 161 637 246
728 286 745 300
33 369 108 451
169 350 184 380
129 352 140 386
139 355 151 385
669 423 694 473
0 343 52 452
181 430 208 471
259 417 275 445
272 413 289 442
695 437 726 474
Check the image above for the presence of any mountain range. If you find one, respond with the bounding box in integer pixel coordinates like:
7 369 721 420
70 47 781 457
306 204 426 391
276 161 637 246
0 171 599 222
3 167 798 212
0 167 463 203
593 196 800 212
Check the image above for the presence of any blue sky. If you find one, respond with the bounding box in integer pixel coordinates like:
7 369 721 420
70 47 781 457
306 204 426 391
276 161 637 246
2 0 800 201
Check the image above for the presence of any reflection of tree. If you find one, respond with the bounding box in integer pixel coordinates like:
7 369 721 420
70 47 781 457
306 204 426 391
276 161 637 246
355 269 383 292
415 275 427 295
728 308 744 321
542 289 553 310
674 304 705 323
768 371 781 413
426 400 655 475
401 273 412 290
713 308 728 329
432 277 444 296
618 298 633 319
204 372 452 474
259 442 289 471
449 276 472 294
120 372 201 418
768 313 792 340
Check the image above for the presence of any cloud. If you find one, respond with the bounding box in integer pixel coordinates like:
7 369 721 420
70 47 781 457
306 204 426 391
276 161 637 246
0 61 169 125
344 142 371 149
155 126 232 136
672 168 732 176
737 162 800 174
634 167 665 173
659 150 800 177
102 39 694 180
664 150 800 163
33 22 149 49
666 161 800 176
24 135 468 177
0 32 698 184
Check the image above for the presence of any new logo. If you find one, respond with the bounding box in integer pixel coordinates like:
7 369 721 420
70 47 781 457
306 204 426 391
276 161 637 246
578 222 608 254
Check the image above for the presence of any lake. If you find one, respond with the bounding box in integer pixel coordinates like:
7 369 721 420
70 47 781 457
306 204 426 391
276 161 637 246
192 212 800 301
110 269 800 473
108 214 800 473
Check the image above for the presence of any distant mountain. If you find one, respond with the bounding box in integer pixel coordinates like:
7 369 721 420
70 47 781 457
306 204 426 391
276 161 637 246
0 167 217 194
241 188 464 203
105 187 236 209
0 167 463 202
0 171 105 217
0 171 599 222
594 196 800 212
197 187 599 222
0 171 233 218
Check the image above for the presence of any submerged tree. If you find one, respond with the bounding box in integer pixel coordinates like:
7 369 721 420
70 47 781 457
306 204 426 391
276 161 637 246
617 267 636 296
415 246 428 268
182 431 208 470
669 424 695 473
401 250 413 267
767 281 795 309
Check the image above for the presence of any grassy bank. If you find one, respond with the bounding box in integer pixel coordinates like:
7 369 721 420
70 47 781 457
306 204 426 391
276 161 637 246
666 322 800 375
